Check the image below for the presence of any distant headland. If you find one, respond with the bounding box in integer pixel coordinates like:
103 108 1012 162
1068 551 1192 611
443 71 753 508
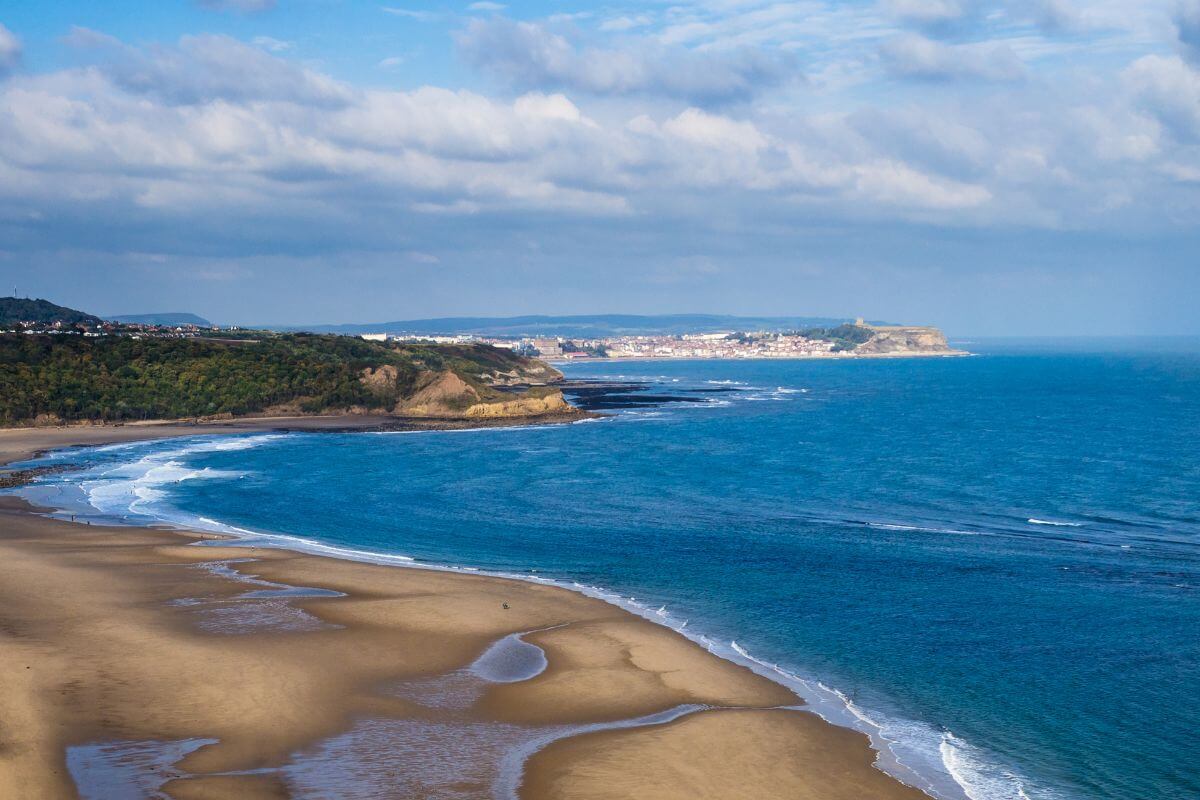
0 298 578 429
354 318 966 361
1 298 963 428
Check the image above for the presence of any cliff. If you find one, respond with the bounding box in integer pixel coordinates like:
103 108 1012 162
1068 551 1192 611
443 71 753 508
463 390 571 418
389 369 573 419
853 325 960 356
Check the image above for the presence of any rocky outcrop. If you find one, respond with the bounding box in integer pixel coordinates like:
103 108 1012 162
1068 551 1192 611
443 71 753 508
359 364 400 394
391 369 576 419
462 391 572 418
855 326 957 355
483 361 564 386
393 370 481 416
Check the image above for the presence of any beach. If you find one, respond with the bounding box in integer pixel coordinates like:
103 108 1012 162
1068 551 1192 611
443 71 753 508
0 422 933 800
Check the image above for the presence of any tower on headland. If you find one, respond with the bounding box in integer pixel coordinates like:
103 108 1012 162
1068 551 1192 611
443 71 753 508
854 317 865 327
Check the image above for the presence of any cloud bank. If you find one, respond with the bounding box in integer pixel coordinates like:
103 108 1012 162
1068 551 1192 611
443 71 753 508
0 2 1197 332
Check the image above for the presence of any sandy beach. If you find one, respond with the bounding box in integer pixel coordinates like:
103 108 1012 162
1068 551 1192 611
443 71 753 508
0 423 932 800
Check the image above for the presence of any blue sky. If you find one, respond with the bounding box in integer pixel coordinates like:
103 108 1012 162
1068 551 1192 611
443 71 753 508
1 1 1198 334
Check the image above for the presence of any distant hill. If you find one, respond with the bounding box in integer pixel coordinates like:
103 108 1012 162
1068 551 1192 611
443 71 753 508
0 298 103 327
111 313 213 327
293 314 873 338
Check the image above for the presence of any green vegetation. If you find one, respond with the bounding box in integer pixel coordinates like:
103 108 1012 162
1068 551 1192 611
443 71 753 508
796 324 875 352
1 298 103 327
559 340 609 357
0 333 549 426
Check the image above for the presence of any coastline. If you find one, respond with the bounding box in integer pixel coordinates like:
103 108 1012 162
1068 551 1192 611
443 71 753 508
0 425 935 800
547 350 969 365
0 411 596 468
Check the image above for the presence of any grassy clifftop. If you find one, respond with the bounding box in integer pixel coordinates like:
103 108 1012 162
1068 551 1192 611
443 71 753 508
0 333 565 426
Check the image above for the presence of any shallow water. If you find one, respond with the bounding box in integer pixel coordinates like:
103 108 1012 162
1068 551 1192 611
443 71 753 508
470 631 551 683
19 339 1200 800
170 560 345 634
67 738 216 800
65 623 711 799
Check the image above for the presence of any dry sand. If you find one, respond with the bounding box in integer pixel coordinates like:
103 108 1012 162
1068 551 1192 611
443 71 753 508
0 425 933 800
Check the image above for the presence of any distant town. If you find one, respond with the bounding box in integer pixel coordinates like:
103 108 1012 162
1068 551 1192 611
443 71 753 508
360 319 962 360
3 318 233 339
361 330 847 359
3 299 961 359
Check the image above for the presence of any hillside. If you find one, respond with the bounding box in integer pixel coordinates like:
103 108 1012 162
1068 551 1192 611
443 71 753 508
0 298 103 327
110 313 214 327
0 333 571 427
289 314 871 338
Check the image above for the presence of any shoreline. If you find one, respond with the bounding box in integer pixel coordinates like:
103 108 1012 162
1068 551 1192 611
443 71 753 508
0 411 597 471
0 426 940 800
547 350 970 365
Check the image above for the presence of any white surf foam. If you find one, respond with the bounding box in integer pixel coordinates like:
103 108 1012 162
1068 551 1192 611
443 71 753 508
77 435 284 520
1027 518 1082 527
940 733 1064 800
868 522 981 536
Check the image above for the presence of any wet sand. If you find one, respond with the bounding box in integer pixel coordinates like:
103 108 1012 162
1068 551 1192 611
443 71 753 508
0 412 589 469
0 426 933 799
0 417 397 468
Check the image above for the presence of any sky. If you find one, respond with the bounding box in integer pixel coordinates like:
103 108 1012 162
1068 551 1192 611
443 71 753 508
0 1 1198 335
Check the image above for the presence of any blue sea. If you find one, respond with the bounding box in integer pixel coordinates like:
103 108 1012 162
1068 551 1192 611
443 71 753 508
13 339 1200 800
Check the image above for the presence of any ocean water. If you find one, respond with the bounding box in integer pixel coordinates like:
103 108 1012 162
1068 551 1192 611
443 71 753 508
13 340 1200 800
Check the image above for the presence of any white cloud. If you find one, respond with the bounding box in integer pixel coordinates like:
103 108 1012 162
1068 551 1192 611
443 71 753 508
853 160 991 209
0 23 21 77
880 34 1026 81
382 7 441 22
1178 1 1200 65
662 108 767 151
599 15 653 33
1031 0 1084 33
455 17 797 104
467 2 506 11
66 31 350 107
252 36 293 53
881 0 966 24
0 25 1196 272
1124 54 1200 141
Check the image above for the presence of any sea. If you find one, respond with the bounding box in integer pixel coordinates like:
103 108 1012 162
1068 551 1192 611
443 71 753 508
10 338 1200 800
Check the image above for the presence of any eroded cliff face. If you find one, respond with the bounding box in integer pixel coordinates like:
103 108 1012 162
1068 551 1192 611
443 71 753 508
388 369 574 419
461 391 571 418
855 327 956 355
359 364 401 394
481 360 564 386
392 370 480 416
